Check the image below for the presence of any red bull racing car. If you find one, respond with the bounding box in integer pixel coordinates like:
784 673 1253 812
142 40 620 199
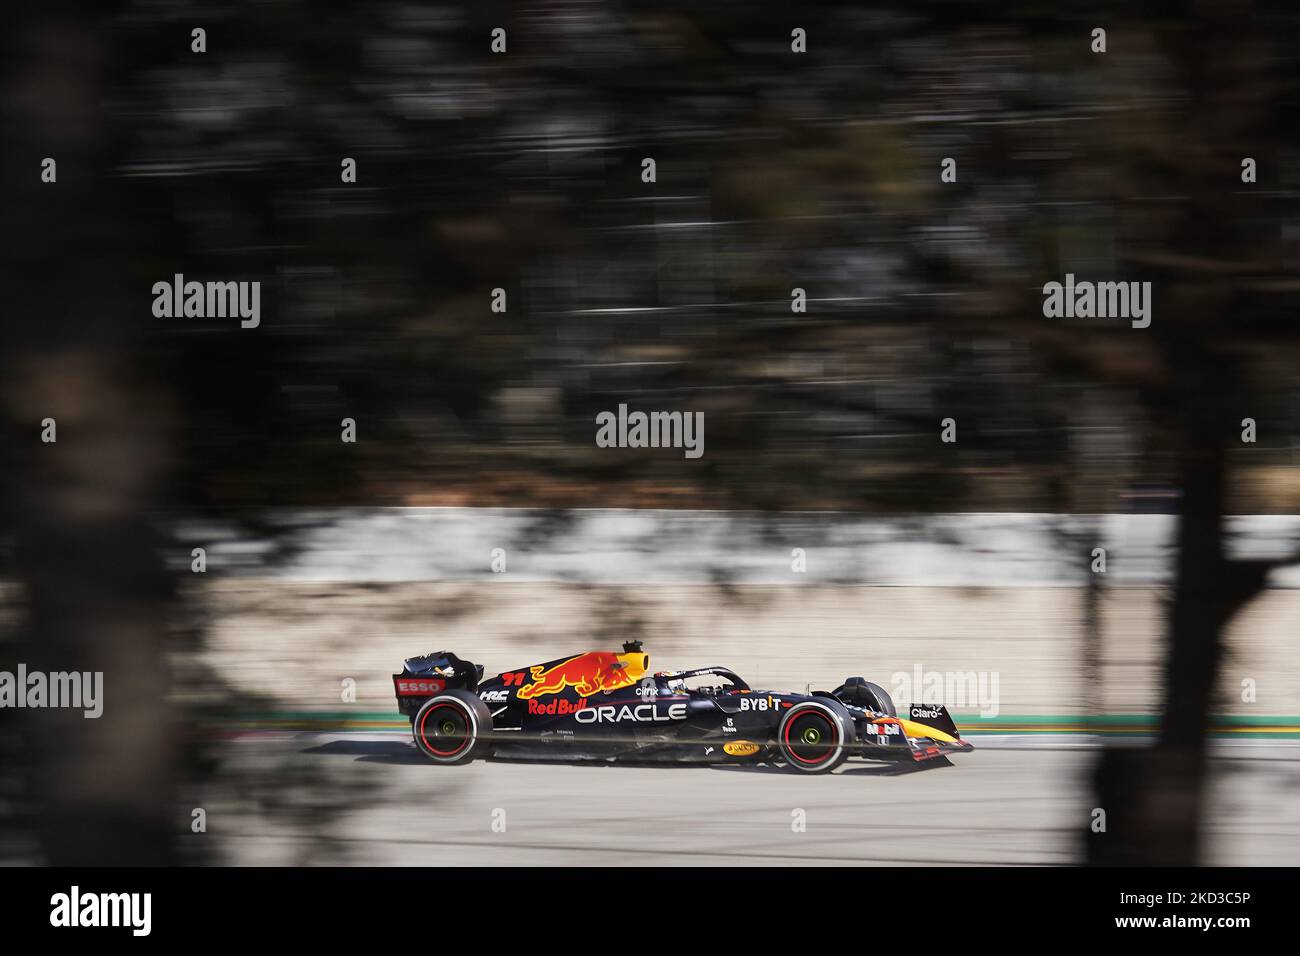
393 641 972 773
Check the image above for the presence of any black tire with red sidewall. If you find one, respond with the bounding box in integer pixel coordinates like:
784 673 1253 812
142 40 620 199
412 690 492 764
777 700 854 774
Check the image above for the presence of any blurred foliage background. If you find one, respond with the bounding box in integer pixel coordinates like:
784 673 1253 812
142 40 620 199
4 0 1300 865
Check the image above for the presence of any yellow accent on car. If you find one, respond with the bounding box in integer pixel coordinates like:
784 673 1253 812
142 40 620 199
898 717 959 744
724 740 762 757
617 652 649 681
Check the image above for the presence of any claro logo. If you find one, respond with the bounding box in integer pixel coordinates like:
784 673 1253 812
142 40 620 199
574 703 687 724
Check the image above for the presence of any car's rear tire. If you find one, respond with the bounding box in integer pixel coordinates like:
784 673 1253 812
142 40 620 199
413 690 492 764
777 700 853 773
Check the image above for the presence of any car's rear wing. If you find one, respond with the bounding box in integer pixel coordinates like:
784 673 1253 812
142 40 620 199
393 651 482 718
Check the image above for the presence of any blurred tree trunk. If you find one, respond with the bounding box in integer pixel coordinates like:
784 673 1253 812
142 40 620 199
2 11 180 864
1089 371 1232 864
5 360 180 867
1085 2 1287 864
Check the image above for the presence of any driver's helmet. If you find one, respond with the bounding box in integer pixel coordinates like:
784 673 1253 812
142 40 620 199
664 677 689 695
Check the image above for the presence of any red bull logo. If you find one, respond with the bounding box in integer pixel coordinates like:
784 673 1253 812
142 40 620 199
517 651 648 699
526 697 588 715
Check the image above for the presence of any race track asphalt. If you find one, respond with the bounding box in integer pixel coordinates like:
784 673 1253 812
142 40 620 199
216 734 1300 866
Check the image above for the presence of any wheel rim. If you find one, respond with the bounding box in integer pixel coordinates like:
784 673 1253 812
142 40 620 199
418 702 473 758
783 710 839 765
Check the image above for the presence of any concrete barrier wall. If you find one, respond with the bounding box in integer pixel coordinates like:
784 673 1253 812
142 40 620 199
196 581 1300 717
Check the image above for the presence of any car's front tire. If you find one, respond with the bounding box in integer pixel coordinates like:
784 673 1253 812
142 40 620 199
412 690 492 764
777 700 853 773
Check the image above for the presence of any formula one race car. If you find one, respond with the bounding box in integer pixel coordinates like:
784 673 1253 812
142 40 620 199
393 642 972 773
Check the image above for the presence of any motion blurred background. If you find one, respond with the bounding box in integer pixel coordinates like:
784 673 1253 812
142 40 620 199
3 0 1300 866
